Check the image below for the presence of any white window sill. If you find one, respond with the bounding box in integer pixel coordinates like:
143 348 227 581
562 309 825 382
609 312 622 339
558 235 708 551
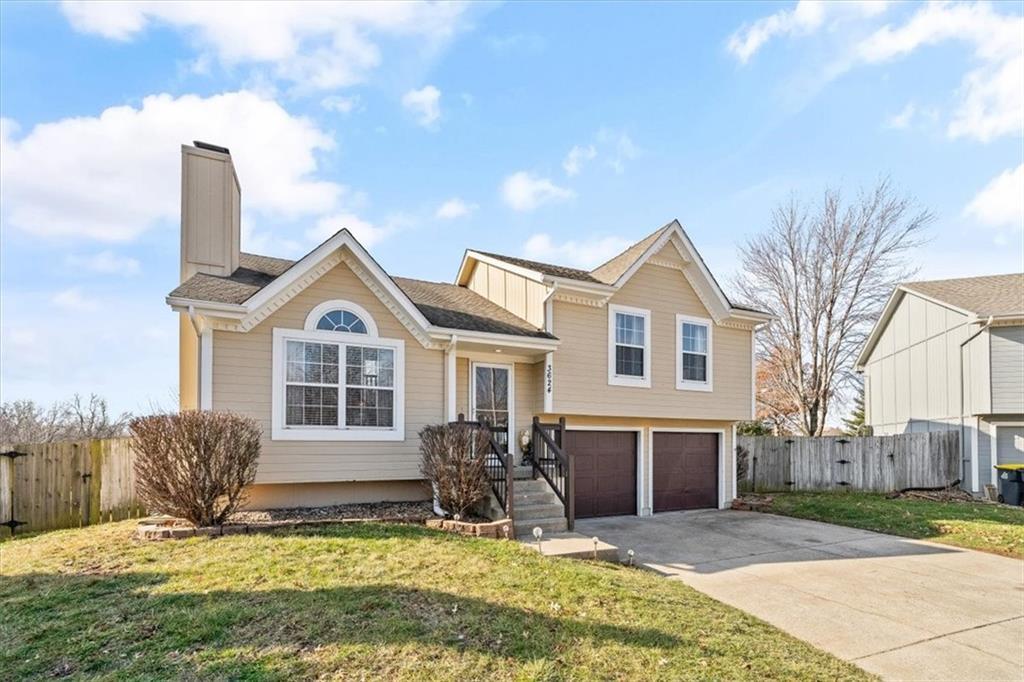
271 426 405 442
609 375 651 388
676 381 713 392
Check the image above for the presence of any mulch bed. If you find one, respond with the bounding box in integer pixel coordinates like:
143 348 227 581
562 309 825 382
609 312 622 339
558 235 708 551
228 500 434 525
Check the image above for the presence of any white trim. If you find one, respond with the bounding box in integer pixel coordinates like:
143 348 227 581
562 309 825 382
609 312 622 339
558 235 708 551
445 338 457 422
427 328 559 351
457 250 546 286
455 349 537 364
565 425 647 517
675 313 713 392
649 427 728 510
270 326 405 441
199 327 213 410
730 423 737 504
608 303 652 388
971 417 980 492
303 299 379 336
544 293 555 413
990 423 999 489
750 328 757 419
470 361 515 456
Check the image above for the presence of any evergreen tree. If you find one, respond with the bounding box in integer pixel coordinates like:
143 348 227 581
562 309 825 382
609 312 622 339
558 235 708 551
842 392 869 436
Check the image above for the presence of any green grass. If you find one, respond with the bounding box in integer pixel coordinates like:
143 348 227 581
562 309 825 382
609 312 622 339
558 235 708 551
763 492 1024 559
0 521 868 681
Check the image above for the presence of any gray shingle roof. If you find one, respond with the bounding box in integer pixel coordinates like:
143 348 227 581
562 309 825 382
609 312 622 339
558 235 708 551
902 273 1024 317
589 223 673 285
473 251 603 283
169 253 553 338
393 277 553 338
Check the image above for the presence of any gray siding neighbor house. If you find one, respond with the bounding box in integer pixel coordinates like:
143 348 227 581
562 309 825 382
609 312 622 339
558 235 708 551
855 274 1024 495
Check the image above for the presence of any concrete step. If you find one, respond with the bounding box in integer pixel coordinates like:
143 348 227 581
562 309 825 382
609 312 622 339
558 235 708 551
520 533 620 562
515 502 565 521
514 479 554 494
515 516 568 537
512 490 560 505
512 465 534 480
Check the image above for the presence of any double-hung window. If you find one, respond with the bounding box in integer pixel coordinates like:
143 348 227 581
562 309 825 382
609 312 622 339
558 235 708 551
608 304 651 387
272 301 404 441
676 314 712 391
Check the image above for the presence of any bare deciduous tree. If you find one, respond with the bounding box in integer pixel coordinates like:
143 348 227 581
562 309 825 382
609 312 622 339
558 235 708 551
735 178 932 436
130 411 261 526
0 393 130 444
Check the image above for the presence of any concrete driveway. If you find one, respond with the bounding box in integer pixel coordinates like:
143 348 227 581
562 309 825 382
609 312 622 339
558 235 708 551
578 510 1024 681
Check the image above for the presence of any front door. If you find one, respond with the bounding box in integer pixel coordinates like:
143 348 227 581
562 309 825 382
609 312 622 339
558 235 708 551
472 363 513 455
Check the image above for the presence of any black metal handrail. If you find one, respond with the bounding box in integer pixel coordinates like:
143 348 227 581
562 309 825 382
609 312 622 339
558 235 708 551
451 414 513 520
531 416 574 530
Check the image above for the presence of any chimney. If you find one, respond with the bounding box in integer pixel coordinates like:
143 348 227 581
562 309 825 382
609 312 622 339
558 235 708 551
180 141 241 282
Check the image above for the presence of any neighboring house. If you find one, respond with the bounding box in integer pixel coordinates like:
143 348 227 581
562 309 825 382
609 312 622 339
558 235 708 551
855 274 1024 494
166 142 771 526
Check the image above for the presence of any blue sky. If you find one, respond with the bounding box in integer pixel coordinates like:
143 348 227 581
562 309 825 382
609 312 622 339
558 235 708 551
2 1 1022 415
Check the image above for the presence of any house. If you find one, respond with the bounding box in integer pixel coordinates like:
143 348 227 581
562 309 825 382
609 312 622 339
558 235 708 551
166 142 772 530
855 274 1024 494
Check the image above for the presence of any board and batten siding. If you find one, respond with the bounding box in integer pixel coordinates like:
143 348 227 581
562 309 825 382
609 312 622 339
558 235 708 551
467 260 547 329
863 291 971 434
550 246 754 421
990 325 1024 413
212 260 444 485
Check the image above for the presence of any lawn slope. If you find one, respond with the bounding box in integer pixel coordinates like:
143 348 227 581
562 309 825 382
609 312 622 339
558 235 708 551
1 521 867 680
764 492 1024 559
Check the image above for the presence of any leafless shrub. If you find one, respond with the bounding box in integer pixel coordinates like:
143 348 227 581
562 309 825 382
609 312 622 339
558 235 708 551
419 423 491 518
130 411 261 526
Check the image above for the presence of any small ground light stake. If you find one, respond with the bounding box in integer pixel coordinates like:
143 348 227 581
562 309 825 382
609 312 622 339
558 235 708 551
592 536 600 560
627 549 635 567
533 526 543 554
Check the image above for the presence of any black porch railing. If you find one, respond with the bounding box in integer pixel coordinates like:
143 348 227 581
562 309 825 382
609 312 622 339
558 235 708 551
452 414 513 520
531 416 574 531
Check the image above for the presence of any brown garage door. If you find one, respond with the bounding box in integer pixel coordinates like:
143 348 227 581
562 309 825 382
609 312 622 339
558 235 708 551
653 432 718 512
566 430 636 518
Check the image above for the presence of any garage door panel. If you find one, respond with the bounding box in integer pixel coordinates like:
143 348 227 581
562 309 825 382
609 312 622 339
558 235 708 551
653 432 718 513
567 431 636 519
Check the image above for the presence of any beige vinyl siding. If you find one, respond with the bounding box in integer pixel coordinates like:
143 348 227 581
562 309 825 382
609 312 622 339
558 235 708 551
244 480 428 509
212 260 444 485
467 261 547 328
178 314 199 411
550 253 753 421
990 326 1024 413
863 292 971 434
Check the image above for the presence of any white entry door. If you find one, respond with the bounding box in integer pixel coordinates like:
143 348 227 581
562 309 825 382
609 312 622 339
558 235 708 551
471 362 514 456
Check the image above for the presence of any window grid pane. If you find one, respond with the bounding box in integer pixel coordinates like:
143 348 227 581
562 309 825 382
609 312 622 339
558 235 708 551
615 345 644 377
615 312 645 347
344 345 395 428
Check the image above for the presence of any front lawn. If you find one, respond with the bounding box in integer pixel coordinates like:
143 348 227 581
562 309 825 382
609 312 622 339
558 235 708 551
763 492 1024 559
0 521 867 680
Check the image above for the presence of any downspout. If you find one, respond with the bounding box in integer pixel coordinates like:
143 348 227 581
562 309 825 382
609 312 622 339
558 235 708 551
959 315 994 492
186 304 204 336
434 334 459 517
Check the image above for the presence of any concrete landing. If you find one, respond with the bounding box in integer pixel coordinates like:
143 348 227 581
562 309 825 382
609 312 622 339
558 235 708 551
520 532 621 562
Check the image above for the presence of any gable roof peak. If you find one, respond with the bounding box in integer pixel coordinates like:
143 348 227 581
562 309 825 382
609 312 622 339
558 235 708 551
588 219 679 285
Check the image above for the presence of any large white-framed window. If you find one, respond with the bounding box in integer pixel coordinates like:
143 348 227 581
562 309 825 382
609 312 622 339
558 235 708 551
608 304 651 388
271 302 404 441
676 314 713 392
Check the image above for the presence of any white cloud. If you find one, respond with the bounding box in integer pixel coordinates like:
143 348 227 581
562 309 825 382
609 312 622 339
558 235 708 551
1 91 341 242
523 233 632 269
856 2 1023 142
401 85 441 129
60 1 470 92
320 94 360 114
435 198 477 220
597 129 641 174
51 287 98 312
306 212 391 249
500 172 574 212
727 0 887 63
66 251 141 276
885 102 915 129
562 144 596 177
964 164 1024 231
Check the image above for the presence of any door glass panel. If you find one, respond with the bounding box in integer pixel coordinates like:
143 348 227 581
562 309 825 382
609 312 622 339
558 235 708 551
475 366 510 451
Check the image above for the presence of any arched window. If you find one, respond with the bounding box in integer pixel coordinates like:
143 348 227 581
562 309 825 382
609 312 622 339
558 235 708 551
303 300 379 336
316 309 367 334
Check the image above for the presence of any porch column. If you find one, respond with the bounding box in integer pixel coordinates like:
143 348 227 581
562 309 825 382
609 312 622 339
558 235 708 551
445 336 457 421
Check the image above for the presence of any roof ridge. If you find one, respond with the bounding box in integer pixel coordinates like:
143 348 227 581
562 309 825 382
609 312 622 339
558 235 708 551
587 220 675 274
904 272 1022 285
472 250 592 274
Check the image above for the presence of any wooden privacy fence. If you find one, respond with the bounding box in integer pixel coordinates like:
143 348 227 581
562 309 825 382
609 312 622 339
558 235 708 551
0 438 145 537
737 432 960 493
